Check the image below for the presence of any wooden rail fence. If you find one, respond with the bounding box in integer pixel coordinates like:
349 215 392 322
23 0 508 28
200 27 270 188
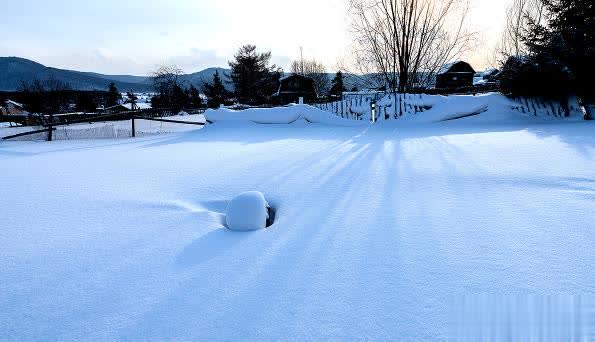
2 111 210 141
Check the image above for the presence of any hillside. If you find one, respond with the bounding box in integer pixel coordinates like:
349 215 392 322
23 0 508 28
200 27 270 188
0 57 232 92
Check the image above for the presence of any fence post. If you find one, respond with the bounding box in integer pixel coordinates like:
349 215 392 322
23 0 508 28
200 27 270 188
47 124 53 141
47 114 53 141
131 116 136 137
371 100 376 122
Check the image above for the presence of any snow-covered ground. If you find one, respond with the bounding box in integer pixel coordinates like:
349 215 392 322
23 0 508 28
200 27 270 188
0 114 205 141
0 104 593 340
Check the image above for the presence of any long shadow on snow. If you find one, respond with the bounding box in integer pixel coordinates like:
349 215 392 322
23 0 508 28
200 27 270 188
138 120 595 157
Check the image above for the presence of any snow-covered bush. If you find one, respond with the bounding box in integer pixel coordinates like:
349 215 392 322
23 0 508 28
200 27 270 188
225 191 270 231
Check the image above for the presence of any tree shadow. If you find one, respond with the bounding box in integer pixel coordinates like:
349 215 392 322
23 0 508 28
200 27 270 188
176 228 254 267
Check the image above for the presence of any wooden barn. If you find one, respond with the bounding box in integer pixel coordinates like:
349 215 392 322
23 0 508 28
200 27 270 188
2 100 27 115
435 61 475 89
274 74 318 104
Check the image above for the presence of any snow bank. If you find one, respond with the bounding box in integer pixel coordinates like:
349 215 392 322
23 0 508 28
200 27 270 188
399 95 489 123
205 105 367 127
225 191 269 231
371 93 585 124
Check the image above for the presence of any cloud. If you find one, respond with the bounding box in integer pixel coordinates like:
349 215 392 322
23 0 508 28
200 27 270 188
165 48 230 72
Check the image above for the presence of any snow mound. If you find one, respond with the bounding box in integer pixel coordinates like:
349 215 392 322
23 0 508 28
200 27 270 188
225 191 270 231
205 104 367 126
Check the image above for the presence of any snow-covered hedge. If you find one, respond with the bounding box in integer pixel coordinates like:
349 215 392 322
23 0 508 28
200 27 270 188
204 104 368 126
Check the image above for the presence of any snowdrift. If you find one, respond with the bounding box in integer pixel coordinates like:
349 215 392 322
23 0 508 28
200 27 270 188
204 104 368 127
319 92 585 124
225 191 270 231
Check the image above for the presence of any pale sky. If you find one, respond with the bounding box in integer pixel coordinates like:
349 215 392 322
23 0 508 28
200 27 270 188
0 0 509 75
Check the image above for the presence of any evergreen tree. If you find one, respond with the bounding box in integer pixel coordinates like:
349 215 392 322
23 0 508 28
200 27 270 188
106 82 122 107
329 71 346 97
188 84 203 107
203 70 228 108
172 84 188 112
124 91 138 110
228 45 281 105
523 0 595 118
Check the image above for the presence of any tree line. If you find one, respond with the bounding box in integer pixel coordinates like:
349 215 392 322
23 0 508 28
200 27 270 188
152 44 349 109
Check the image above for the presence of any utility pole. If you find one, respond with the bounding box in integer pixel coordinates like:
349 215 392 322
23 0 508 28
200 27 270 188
299 46 304 75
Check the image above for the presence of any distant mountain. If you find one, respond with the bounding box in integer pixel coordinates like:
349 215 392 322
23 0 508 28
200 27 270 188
0 57 232 92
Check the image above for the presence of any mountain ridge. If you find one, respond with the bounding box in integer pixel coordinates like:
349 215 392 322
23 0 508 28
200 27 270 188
0 57 232 92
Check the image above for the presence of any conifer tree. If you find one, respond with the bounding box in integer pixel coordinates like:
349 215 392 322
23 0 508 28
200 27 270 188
203 70 228 108
329 71 346 97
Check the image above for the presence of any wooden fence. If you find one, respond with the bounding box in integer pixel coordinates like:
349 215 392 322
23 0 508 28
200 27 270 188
314 92 579 122
314 93 433 122
2 111 209 141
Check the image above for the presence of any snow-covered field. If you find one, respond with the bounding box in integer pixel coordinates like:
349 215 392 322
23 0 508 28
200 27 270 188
0 102 593 340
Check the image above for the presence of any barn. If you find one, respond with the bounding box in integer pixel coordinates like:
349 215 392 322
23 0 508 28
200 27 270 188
274 74 318 104
435 61 475 89
2 100 27 115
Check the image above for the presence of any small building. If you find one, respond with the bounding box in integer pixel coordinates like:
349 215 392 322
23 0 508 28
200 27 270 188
435 61 475 89
474 68 499 86
274 74 318 104
3 100 27 115
105 103 152 112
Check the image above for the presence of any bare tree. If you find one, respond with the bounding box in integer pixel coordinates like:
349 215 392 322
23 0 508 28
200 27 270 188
290 57 330 95
150 65 184 96
499 0 547 59
347 0 474 92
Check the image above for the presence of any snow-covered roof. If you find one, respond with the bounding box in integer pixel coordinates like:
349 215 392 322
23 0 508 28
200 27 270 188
122 103 152 110
437 61 475 75
5 100 24 108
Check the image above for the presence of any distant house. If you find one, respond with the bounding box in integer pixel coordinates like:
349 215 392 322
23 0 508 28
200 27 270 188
105 103 152 112
274 74 318 104
474 68 499 86
2 100 27 115
435 61 475 89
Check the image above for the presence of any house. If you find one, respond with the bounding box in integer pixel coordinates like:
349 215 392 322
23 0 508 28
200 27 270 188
435 61 475 89
105 103 152 112
2 100 27 115
274 74 318 104
474 68 499 86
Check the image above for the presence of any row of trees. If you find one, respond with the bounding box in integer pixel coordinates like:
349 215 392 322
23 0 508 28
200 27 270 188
152 44 348 108
14 78 108 114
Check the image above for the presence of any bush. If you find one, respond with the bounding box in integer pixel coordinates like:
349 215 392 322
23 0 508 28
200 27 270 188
499 55 571 100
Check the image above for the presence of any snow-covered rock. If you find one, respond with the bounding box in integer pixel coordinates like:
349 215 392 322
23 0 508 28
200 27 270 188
225 191 270 231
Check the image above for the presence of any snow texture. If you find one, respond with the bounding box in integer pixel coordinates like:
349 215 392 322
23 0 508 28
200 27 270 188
0 104 594 340
225 191 269 231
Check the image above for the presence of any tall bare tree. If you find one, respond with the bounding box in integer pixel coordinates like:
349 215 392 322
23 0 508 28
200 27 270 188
290 57 330 95
348 0 474 92
499 0 547 59
150 65 184 96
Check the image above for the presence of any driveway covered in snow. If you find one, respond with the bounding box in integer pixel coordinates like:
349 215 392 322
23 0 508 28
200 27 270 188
1 119 593 339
